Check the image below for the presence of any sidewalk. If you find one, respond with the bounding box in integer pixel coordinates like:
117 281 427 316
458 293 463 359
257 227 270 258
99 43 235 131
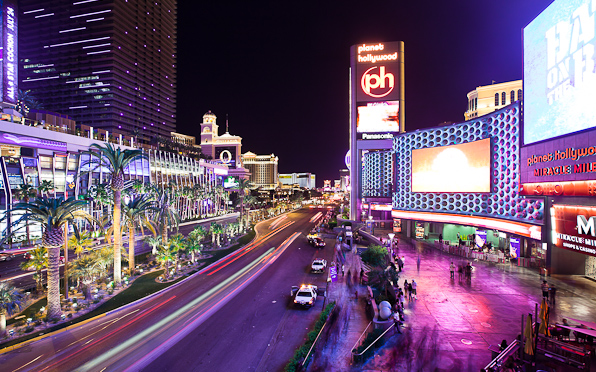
360 229 596 371
309 247 371 371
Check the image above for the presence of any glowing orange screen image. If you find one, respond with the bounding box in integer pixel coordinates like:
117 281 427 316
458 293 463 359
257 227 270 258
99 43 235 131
411 138 491 193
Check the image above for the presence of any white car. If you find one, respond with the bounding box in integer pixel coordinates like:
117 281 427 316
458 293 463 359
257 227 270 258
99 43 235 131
311 258 327 273
291 284 318 308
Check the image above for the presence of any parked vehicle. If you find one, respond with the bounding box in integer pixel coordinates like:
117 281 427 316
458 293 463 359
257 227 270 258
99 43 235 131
291 284 318 308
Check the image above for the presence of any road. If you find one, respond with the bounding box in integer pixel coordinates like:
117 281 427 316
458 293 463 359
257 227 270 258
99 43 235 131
0 208 334 372
0 214 238 290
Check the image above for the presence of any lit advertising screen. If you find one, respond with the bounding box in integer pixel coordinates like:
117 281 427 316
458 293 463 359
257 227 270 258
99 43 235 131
355 42 401 103
510 237 520 259
1 0 17 105
552 205 596 257
223 176 239 189
411 139 491 193
475 230 487 248
523 0 596 144
357 101 399 134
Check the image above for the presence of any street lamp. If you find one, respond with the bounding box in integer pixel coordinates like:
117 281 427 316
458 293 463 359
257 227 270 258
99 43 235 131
368 215 374 235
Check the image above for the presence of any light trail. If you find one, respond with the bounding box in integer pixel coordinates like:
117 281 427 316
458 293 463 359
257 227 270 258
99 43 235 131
80 248 277 372
124 232 300 372
269 215 287 229
36 296 177 372
11 354 43 372
202 220 294 276
309 212 323 223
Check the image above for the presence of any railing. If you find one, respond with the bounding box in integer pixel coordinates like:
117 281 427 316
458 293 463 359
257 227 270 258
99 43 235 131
483 339 520 371
350 321 373 353
351 323 396 362
536 334 592 370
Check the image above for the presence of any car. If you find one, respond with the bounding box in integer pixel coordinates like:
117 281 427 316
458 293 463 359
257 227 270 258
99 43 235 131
0 252 14 261
291 284 318 308
311 258 327 273
308 235 325 248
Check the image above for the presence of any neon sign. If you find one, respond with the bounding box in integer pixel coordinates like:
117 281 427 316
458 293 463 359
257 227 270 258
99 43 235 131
360 66 394 98
354 41 401 102
2 2 17 105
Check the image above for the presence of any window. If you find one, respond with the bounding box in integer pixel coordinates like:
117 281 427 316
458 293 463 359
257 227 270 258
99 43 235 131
501 92 506 105
510 90 515 103
475 97 478 110
495 93 499 106
517 89 522 101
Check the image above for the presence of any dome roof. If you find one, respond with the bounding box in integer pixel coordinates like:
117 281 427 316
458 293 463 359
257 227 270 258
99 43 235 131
203 110 216 117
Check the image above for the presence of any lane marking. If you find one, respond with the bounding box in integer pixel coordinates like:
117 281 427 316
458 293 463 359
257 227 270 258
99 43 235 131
11 354 43 372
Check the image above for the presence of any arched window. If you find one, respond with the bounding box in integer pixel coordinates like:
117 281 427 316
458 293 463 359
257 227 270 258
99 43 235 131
495 93 499 106
501 92 506 105
510 90 515 103
517 89 522 101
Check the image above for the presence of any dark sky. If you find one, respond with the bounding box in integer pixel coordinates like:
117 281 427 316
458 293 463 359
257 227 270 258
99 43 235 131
176 0 552 186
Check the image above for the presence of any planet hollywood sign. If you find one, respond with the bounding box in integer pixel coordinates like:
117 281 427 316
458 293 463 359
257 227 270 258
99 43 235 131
355 42 400 102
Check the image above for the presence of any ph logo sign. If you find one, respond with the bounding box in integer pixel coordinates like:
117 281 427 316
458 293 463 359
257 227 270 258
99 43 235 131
361 66 394 98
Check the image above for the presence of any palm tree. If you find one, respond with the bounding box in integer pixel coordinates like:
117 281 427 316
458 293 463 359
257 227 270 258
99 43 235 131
210 222 224 247
151 186 180 246
144 235 162 255
16 89 43 117
20 246 48 292
38 180 54 197
93 247 113 279
13 183 38 245
236 179 254 227
168 233 185 275
7 197 94 320
122 194 157 275
70 257 99 300
185 227 205 263
68 226 94 258
0 283 24 336
82 143 146 285
155 244 177 280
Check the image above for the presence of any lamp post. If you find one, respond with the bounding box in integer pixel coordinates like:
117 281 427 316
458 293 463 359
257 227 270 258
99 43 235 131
369 215 374 236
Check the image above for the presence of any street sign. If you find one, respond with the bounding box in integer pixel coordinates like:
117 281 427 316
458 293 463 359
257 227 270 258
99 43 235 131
330 266 338 283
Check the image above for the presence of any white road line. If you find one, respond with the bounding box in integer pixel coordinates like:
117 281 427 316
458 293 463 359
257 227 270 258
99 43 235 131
11 354 43 372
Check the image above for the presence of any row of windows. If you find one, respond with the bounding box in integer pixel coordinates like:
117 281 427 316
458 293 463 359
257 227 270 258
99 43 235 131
495 89 522 106
468 97 478 111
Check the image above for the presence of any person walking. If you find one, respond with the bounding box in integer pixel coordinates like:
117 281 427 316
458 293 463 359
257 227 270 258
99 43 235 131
393 312 402 334
541 280 549 299
450 262 455 279
397 257 403 272
411 280 417 300
360 267 364 284
341 264 345 277
416 255 421 271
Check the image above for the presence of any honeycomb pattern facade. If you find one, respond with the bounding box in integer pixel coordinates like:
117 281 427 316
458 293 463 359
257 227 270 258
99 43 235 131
362 150 393 197
392 103 544 224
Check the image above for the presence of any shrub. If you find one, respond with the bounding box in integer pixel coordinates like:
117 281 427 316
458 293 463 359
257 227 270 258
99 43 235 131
353 328 386 363
284 302 335 372
361 245 388 268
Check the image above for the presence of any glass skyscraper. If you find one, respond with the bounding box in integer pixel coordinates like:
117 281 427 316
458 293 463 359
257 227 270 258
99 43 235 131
18 0 177 143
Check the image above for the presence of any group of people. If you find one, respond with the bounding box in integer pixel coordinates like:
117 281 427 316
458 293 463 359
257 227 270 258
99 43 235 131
392 279 418 334
449 261 473 281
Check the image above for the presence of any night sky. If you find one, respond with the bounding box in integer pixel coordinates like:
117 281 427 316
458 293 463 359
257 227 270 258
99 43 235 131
176 0 552 186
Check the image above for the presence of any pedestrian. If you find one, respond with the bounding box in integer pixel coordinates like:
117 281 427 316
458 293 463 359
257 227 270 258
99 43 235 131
541 280 549 299
411 280 417 300
450 262 455 279
393 312 402 334
355 289 359 301
407 281 413 301
397 257 403 272
416 255 421 270
550 285 557 304
360 268 364 284
341 264 345 276
466 263 472 281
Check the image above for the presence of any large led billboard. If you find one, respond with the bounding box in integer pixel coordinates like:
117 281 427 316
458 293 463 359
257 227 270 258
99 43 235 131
357 101 399 134
411 138 491 193
354 42 401 103
215 146 237 168
523 0 596 144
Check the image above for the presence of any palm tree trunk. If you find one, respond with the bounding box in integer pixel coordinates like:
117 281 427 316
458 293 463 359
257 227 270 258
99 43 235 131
161 220 168 246
129 226 135 276
113 189 122 285
0 311 6 336
63 223 69 300
45 227 63 320
36 269 43 292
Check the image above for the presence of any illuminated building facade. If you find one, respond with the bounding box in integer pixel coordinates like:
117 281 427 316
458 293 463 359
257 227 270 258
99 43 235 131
464 80 522 120
278 173 316 189
18 0 177 142
242 152 278 189
0 117 227 239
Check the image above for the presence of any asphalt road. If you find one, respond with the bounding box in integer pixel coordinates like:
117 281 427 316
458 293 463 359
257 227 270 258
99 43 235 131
0 208 333 372
0 214 238 290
